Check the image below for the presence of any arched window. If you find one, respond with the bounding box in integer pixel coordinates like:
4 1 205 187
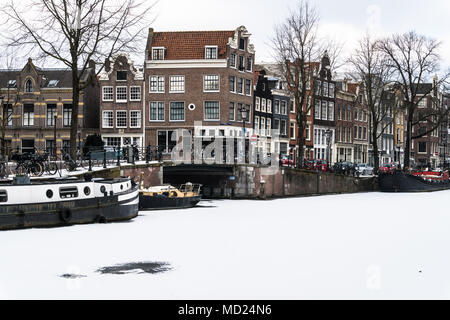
25 79 33 93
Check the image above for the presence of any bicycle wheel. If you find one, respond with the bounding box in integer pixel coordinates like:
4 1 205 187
77 158 86 169
46 162 58 175
30 162 43 177
15 163 28 176
0 163 7 179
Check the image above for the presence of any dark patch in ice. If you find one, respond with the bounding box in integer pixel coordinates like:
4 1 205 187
96 262 172 275
195 204 218 208
60 273 87 279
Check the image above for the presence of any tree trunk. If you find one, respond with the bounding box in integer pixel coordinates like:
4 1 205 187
296 113 306 168
372 122 379 174
70 68 80 163
403 114 413 171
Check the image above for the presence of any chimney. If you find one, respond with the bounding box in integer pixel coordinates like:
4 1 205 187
88 60 96 72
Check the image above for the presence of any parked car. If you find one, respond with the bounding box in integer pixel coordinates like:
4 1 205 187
280 155 294 167
305 159 328 172
378 163 396 174
355 163 374 176
333 161 357 175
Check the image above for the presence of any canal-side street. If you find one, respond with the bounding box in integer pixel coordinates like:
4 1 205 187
0 190 449 299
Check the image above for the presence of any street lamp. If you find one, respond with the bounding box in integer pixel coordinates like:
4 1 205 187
238 104 250 195
238 104 249 161
239 104 249 136
53 111 58 158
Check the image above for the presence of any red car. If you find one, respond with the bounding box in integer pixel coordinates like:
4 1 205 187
280 155 294 167
305 159 327 172
378 163 396 174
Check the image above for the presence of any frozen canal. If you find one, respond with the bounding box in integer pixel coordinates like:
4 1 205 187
1 190 450 299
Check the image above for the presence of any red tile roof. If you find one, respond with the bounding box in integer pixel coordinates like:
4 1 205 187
149 30 235 60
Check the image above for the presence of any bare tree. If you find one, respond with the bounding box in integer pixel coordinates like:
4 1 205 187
0 49 20 160
378 31 450 170
3 0 155 161
271 0 321 167
348 33 394 173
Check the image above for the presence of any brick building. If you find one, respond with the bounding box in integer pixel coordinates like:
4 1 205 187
99 54 145 149
313 52 336 163
334 80 356 162
144 26 255 156
410 83 440 167
253 70 273 154
0 58 99 156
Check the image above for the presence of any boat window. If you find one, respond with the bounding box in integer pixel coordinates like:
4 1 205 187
46 189 53 198
59 187 79 199
100 185 106 193
0 190 7 202
84 186 91 196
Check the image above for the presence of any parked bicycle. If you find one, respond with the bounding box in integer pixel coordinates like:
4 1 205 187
10 152 43 177
60 148 86 171
34 152 58 176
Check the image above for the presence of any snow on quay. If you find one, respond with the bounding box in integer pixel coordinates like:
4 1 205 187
0 190 449 299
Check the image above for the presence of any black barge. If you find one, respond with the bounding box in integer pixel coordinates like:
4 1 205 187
0 176 139 230
378 171 450 192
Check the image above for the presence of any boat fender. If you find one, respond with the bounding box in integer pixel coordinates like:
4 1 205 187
59 208 72 223
170 191 177 197
16 210 25 227
95 215 107 223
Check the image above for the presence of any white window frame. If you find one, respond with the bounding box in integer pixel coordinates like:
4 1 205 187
130 86 142 101
152 47 165 60
149 101 165 122
149 76 165 93
266 118 271 137
116 110 127 128
290 122 296 140
230 53 236 69
169 101 185 122
254 116 259 135
116 86 127 103
245 79 252 96
260 117 266 136
255 97 260 111
261 98 266 112
102 86 114 102
205 46 218 59
246 56 252 72
203 75 220 93
204 101 220 121
102 110 114 128
267 100 272 114
169 75 185 93
130 110 141 128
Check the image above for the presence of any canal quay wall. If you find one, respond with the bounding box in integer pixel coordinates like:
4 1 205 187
76 163 378 200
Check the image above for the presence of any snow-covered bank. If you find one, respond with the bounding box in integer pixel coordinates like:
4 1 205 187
0 191 449 299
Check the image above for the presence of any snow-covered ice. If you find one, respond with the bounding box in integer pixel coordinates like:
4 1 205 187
0 190 450 299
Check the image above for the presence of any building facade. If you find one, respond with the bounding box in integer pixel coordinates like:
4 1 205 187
0 58 99 156
99 54 145 149
253 70 273 155
313 52 336 163
144 26 255 157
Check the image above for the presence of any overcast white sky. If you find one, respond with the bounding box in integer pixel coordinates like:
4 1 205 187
1 0 449 71
151 0 450 70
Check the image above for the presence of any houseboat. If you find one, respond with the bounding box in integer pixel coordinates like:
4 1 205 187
138 176 201 210
378 170 450 192
0 175 139 230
